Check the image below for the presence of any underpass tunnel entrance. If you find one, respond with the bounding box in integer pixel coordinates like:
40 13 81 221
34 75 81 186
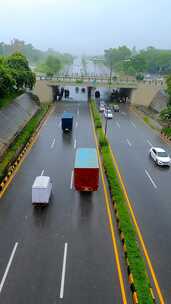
110 88 132 103
51 85 90 102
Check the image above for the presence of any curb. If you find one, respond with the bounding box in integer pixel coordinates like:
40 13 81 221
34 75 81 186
106 167 156 304
0 105 53 194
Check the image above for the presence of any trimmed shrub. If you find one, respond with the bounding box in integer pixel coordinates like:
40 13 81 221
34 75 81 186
90 100 154 304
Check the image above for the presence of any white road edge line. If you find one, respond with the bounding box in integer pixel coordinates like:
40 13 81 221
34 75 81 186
50 138 56 149
131 121 136 128
76 122 78 128
41 169 44 176
147 140 153 147
126 139 132 147
77 109 79 115
70 170 73 189
60 242 68 299
74 139 76 149
116 122 120 128
145 169 157 189
58 122 61 128
0 242 18 294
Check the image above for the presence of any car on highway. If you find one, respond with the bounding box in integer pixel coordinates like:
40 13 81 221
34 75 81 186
113 104 120 112
149 147 171 166
99 103 105 112
104 108 113 119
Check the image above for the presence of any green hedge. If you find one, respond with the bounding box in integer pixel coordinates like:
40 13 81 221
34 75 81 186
0 104 50 181
90 100 154 304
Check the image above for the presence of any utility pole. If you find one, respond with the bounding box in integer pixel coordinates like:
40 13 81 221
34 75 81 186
109 57 113 88
105 117 108 135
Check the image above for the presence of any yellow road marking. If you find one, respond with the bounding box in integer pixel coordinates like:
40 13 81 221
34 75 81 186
108 143 165 303
90 106 128 304
0 106 54 199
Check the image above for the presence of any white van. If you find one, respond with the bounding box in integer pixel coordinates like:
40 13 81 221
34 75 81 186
32 176 52 206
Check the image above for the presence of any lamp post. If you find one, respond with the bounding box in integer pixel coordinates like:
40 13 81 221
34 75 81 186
105 116 108 135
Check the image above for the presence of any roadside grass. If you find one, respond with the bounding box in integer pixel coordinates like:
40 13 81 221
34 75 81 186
90 100 154 304
143 116 149 124
0 104 50 181
0 91 24 109
75 79 83 84
161 127 171 138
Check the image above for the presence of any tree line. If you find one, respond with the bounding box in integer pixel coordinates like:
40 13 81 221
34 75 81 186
0 39 73 67
0 52 36 98
104 46 171 77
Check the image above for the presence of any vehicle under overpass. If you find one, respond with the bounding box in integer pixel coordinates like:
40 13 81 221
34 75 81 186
33 76 165 107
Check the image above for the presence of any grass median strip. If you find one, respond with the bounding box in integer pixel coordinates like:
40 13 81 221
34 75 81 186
0 104 50 182
90 100 154 304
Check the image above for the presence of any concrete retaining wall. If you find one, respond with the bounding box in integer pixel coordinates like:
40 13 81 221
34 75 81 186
34 80 53 103
0 93 39 156
131 82 164 107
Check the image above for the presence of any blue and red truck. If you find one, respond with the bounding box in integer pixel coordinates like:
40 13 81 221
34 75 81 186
74 148 99 191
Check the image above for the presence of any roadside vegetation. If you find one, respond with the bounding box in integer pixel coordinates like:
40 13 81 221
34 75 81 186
0 91 24 109
104 45 171 77
160 76 171 138
90 100 154 304
36 53 73 77
0 38 73 67
0 52 35 107
0 104 50 181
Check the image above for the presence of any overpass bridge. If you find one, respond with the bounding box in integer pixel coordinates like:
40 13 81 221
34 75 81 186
34 75 165 107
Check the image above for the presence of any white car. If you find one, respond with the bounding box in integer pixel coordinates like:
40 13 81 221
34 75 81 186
99 104 105 112
149 147 171 166
104 109 113 119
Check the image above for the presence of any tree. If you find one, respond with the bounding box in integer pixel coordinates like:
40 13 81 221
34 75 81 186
0 52 36 96
37 55 62 76
0 64 15 97
166 75 171 105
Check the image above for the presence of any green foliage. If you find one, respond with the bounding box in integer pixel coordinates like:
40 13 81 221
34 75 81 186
104 45 171 76
102 147 153 304
36 53 73 76
160 105 171 121
143 116 149 123
0 104 50 181
0 91 23 109
90 100 154 304
75 79 83 84
0 52 36 98
161 127 171 138
166 75 171 104
104 46 131 71
0 63 15 96
0 39 74 66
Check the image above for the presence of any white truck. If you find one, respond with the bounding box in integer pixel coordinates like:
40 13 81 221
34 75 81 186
32 176 52 206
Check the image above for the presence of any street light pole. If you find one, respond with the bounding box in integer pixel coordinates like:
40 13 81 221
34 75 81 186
105 117 108 135
109 60 113 88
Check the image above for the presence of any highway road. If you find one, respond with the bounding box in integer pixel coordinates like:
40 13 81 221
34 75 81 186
0 100 131 303
102 103 171 302
61 57 109 77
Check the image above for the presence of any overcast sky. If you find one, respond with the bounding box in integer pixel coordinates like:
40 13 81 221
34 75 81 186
0 0 170 55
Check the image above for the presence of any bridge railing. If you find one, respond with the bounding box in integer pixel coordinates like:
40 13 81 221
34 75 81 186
36 75 164 88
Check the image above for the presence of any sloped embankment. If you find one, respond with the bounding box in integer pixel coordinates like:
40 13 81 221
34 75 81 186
0 93 39 156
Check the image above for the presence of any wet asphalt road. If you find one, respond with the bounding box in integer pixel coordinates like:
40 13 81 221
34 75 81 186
103 103 171 303
0 101 131 304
